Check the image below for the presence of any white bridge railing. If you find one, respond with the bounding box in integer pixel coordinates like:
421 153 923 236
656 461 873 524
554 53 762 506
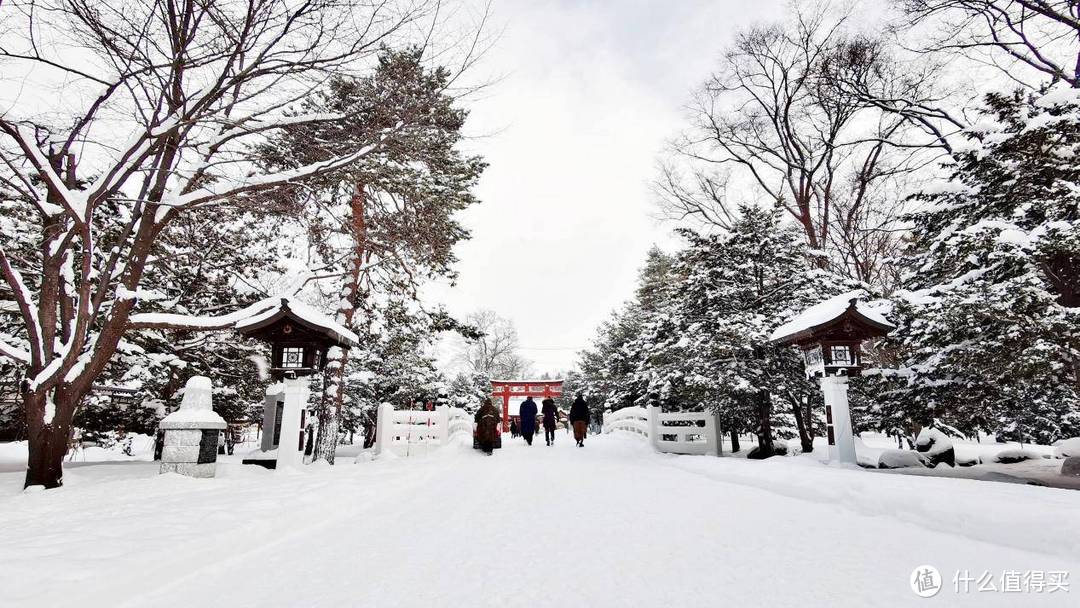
604 405 723 457
374 403 472 457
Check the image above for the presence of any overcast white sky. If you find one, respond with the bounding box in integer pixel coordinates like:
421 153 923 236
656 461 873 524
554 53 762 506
427 0 788 374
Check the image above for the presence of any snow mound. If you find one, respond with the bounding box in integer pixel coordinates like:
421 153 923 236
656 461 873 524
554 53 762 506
991 449 1044 464
877 449 928 469
746 441 789 459
915 427 955 467
1053 437 1080 458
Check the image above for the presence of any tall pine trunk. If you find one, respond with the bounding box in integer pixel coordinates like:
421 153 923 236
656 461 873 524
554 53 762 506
314 405 339 463
312 183 367 464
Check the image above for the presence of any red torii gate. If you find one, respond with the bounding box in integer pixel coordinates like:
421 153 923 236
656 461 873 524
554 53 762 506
491 379 563 430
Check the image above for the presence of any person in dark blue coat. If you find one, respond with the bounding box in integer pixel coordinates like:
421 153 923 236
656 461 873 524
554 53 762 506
519 397 538 446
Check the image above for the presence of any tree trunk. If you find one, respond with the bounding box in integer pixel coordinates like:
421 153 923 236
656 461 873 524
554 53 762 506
756 389 774 457
23 391 75 489
312 182 367 464
729 429 740 453
792 397 813 453
314 406 338 464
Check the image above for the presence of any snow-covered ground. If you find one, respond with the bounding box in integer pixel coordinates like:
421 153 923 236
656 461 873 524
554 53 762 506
0 433 1077 607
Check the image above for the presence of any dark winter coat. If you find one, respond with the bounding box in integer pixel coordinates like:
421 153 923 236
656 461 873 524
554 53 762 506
475 402 500 446
569 396 589 423
519 398 538 434
541 399 557 429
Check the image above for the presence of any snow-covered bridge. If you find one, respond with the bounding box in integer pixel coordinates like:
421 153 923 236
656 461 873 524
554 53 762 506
0 434 1077 607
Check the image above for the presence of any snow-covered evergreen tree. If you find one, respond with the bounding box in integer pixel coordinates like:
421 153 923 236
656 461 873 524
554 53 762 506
577 247 675 411
446 371 490 412
885 86 1080 443
635 206 857 453
258 48 485 462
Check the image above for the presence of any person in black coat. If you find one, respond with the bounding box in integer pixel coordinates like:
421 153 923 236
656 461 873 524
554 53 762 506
541 398 558 446
519 397 538 445
569 394 590 447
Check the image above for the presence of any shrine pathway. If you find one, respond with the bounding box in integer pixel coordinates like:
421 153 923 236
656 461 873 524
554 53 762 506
0 434 1078 607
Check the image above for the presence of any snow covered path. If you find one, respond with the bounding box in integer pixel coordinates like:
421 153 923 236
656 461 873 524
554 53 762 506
1 434 1078 607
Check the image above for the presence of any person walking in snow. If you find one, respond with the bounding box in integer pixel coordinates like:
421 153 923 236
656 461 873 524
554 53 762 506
510 418 519 438
541 397 558 446
519 397 538 446
475 398 500 455
569 394 590 447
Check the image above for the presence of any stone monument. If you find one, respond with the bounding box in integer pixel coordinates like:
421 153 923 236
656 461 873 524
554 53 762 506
159 376 227 478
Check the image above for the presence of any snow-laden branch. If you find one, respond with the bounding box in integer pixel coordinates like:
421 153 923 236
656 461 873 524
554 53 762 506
127 298 280 331
208 111 348 148
0 246 44 362
0 338 30 364
164 123 402 210
0 124 88 222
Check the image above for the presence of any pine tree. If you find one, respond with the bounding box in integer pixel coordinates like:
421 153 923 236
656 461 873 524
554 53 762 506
577 247 676 412
258 48 485 462
887 86 1080 443
635 206 857 454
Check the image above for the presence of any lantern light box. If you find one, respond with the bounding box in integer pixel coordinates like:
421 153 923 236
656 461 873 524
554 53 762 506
236 298 359 378
770 294 894 378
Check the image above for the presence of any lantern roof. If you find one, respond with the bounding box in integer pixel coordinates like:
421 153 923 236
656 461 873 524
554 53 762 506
235 297 358 348
769 291 894 346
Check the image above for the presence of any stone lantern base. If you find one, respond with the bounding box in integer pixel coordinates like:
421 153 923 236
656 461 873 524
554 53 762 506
160 428 222 478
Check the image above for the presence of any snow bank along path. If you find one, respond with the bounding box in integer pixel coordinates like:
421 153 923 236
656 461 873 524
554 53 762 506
0 435 1078 607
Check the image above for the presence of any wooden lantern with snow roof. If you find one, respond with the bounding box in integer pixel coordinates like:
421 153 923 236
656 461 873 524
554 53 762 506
770 293 894 466
236 297 358 470
236 298 358 379
770 295 894 378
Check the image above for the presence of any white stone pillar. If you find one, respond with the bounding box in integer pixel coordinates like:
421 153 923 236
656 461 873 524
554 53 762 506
435 406 449 446
276 376 310 470
821 376 856 465
647 405 660 452
710 410 724 456
374 401 395 456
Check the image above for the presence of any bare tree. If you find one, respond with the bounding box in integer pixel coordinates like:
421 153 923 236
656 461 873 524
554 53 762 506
661 4 926 290
899 0 1080 88
455 309 532 380
0 0 460 488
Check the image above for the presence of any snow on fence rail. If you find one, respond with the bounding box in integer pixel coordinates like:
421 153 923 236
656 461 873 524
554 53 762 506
604 405 723 457
604 406 649 437
374 403 472 457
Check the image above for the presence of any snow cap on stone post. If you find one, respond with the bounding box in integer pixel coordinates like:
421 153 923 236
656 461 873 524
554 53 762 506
160 376 227 430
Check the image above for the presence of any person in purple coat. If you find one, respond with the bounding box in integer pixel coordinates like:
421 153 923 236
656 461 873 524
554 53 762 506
518 397 538 446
